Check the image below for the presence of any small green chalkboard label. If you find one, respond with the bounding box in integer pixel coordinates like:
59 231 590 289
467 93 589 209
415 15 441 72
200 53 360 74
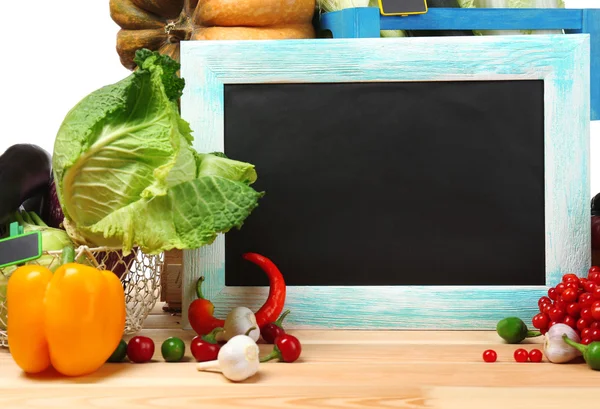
378 0 428 15
0 230 42 269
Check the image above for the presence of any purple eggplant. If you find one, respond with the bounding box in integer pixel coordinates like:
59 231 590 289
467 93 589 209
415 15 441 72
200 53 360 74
0 144 52 225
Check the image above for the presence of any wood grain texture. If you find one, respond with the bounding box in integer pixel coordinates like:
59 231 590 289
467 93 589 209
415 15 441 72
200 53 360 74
179 35 590 331
1 310 600 409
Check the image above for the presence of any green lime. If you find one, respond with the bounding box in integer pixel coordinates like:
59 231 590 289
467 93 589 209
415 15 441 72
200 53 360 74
107 339 128 363
161 337 186 362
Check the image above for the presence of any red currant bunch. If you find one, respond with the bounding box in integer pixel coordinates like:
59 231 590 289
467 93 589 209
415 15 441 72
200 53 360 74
532 266 600 343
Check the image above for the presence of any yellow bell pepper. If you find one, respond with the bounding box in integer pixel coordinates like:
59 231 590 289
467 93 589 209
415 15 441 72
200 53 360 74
7 256 126 377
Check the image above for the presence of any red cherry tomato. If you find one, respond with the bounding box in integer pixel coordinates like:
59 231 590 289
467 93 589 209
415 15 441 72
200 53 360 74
531 313 549 330
577 318 590 332
580 293 595 307
563 315 577 329
538 296 552 309
514 348 528 363
584 281 596 293
591 301 600 321
528 349 543 363
561 288 578 303
582 337 593 345
548 307 565 322
562 273 579 283
127 336 155 363
482 349 497 363
582 307 594 321
566 302 581 317
190 335 221 362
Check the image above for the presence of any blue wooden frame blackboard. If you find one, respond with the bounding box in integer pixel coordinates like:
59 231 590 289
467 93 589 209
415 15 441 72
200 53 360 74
318 7 600 121
179 33 591 331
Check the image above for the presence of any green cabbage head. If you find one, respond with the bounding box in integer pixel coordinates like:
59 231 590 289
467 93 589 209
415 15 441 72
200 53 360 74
52 49 263 256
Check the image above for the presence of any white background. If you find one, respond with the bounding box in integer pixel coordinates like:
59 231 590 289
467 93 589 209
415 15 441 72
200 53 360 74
1 0 598 194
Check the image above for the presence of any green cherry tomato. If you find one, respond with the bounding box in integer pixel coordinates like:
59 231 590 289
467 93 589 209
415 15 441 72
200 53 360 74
107 339 128 363
496 317 541 344
161 337 185 362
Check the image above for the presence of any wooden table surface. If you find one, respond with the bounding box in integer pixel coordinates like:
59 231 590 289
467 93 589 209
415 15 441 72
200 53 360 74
1 305 599 409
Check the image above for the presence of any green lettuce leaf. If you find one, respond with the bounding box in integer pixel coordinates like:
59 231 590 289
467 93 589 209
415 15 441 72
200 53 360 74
53 49 263 255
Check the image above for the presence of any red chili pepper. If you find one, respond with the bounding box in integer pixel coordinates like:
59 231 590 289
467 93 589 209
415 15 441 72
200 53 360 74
187 277 225 336
260 334 302 363
243 252 286 330
187 252 287 336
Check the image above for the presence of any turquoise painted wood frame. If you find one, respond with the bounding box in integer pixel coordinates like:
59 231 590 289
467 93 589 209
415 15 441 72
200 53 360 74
319 7 600 121
179 34 590 330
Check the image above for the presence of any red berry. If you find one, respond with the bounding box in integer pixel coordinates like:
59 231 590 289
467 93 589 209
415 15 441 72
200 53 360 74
591 321 600 330
556 283 566 294
541 304 554 314
565 282 579 291
580 293 595 307
582 307 593 321
538 296 552 309
514 348 529 363
577 318 591 331
589 270 600 284
582 337 593 345
563 273 579 283
582 328 593 339
540 328 548 335
584 281 596 293
563 315 577 329
482 349 497 363
528 349 543 363
531 313 550 330
591 329 600 341
548 321 560 329
548 287 558 301
589 265 600 274
567 302 581 317
548 307 565 322
561 288 578 303
591 301 600 321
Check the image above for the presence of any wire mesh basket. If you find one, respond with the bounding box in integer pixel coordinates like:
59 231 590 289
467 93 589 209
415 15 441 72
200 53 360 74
0 246 163 348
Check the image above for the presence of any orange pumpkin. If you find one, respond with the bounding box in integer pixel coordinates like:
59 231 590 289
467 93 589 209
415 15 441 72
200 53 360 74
110 0 192 70
110 0 316 70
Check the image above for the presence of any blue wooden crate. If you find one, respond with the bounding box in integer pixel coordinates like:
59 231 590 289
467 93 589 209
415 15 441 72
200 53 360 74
318 7 600 121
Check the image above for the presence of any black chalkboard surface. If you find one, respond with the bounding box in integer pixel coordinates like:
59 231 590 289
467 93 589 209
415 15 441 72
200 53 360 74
223 80 545 287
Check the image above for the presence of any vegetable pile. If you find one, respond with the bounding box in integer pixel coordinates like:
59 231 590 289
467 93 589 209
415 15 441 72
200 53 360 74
52 49 263 256
489 266 600 370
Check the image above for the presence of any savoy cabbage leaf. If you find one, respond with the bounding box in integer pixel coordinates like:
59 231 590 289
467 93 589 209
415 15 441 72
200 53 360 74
53 49 263 255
